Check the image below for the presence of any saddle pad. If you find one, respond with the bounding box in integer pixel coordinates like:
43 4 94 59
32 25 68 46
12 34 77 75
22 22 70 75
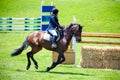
43 32 60 41
43 33 51 41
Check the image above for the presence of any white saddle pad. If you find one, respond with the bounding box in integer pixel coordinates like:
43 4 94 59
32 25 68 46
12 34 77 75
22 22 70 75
43 33 51 41
43 33 60 41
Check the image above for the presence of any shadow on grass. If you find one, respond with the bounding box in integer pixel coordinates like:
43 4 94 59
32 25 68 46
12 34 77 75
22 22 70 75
37 70 93 76
16 69 26 72
16 68 93 76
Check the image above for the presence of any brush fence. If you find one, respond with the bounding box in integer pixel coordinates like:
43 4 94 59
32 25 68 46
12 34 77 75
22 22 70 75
80 46 120 69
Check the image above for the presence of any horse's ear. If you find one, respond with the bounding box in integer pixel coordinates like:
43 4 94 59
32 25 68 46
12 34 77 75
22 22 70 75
68 23 73 28
70 23 73 26
78 24 83 30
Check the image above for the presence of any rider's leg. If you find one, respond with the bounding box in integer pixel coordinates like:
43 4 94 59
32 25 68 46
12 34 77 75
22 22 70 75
52 35 57 48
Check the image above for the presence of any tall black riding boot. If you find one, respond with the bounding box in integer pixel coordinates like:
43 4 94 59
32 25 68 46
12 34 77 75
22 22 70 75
52 36 57 48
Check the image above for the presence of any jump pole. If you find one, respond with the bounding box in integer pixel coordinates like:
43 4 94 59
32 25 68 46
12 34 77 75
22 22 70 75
72 36 76 67
40 0 43 30
41 0 53 31
72 16 77 67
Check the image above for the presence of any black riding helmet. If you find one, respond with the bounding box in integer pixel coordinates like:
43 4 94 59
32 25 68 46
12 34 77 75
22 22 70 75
52 8 59 15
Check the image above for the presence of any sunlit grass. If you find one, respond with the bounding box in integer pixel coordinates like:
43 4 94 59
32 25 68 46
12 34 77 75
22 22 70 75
0 31 120 80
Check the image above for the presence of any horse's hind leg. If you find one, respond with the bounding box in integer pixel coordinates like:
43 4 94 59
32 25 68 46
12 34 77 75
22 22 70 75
26 51 32 70
30 45 42 69
26 51 38 70
31 55 38 69
26 50 40 70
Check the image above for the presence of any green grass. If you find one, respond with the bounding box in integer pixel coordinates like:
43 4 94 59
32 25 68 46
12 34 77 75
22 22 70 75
0 0 120 33
0 31 120 80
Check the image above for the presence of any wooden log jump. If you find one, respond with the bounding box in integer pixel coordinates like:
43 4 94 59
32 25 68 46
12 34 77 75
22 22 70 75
82 32 120 38
80 32 120 45
80 41 120 45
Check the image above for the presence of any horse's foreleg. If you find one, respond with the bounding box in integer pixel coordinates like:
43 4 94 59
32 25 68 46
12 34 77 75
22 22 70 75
46 62 57 72
46 53 65 72
59 54 65 64
31 55 38 69
26 52 32 70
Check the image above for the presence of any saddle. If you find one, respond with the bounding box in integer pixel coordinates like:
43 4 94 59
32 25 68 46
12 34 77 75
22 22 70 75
43 30 63 42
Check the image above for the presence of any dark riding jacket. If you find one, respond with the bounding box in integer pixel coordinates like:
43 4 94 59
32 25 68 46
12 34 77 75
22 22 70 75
47 14 60 30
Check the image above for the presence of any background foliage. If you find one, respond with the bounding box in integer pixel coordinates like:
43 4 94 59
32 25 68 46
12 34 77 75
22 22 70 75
0 0 120 33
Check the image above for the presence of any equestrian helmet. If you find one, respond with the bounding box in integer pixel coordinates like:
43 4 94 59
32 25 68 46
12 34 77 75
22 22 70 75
52 8 59 15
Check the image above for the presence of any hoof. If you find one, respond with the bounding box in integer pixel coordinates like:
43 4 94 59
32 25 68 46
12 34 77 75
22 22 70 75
46 67 50 72
35 65 38 69
26 66 30 70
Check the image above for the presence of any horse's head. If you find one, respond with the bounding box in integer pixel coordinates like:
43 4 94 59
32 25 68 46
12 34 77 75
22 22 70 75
67 23 83 42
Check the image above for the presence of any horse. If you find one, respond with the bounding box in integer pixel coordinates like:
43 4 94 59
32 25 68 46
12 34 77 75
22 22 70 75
11 23 83 72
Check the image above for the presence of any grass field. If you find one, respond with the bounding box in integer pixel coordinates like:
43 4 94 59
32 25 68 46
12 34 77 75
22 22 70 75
0 31 120 80
0 0 120 80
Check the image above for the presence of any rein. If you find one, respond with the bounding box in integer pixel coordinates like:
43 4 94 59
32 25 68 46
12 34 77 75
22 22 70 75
64 25 75 38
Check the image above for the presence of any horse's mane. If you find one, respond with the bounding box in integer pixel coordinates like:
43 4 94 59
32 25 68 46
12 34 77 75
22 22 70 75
65 23 83 30
65 23 74 30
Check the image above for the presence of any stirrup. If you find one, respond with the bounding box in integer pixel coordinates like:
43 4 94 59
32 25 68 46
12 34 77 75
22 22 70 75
52 43 57 48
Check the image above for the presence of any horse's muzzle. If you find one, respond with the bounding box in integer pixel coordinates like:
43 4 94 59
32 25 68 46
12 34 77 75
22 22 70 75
76 39 81 42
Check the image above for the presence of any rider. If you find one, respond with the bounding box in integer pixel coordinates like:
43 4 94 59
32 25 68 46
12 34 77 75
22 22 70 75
47 8 63 48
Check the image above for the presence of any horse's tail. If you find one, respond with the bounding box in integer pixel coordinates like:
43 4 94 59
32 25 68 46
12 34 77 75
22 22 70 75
11 37 29 57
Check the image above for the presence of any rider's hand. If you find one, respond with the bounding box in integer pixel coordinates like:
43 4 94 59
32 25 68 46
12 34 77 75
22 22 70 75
59 25 64 30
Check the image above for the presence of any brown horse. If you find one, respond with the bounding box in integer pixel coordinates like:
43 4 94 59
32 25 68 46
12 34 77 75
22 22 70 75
11 23 83 72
